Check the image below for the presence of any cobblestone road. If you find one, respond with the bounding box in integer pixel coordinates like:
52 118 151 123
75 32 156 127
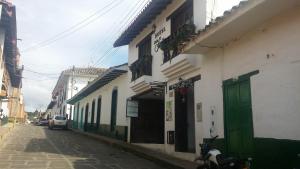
0 125 166 169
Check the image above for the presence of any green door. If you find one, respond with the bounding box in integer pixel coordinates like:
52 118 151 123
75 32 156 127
110 89 118 131
224 77 254 157
80 108 84 130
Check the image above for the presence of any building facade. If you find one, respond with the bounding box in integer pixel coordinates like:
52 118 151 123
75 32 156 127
68 64 129 141
0 1 24 122
113 0 300 168
51 67 106 119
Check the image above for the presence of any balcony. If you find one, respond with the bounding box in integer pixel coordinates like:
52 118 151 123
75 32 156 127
129 54 152 81
129 54 153 93
161 53 203 80
159 23 196 63
129 75 153 94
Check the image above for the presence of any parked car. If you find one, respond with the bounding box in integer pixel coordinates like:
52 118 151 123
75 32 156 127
48 115 68 130
38 119 48 126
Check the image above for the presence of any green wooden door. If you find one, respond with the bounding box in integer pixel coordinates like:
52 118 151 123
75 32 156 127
80 108 84 130
110 89 118 131
224 78 254 157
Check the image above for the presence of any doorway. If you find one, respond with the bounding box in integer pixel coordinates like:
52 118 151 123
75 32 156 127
110 88 118 131
130 90 165 144
84 103 89 132
223 76 254 157
80 108 84 129
175 86 195 153
96 97 101 129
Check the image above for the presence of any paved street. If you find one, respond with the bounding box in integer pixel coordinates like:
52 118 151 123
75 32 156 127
0 125 166 169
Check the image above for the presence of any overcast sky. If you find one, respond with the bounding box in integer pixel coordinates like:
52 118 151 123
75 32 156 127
13 0 242 112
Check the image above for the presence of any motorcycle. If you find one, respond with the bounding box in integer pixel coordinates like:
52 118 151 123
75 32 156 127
195 135 252 169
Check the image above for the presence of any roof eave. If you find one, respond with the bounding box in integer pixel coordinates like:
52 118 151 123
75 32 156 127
67 65 128 104
183 0 300 54
113 0 173 47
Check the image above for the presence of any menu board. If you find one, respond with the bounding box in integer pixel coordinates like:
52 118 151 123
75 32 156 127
126 100 138 117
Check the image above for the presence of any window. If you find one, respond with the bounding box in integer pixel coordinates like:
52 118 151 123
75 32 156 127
138 35 151 58
55 116 67 120
171 0 193 33
130 35 153 81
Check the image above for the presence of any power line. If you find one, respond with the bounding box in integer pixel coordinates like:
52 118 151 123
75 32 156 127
21 0 123 53
88 0 147 66
96 48 121 67
90 0 150 67
24 69 60 76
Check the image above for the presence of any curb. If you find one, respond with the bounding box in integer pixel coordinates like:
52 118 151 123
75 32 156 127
70 129 198 169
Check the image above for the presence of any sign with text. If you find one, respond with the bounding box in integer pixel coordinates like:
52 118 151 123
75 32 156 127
153 20 171 53
126 100 138 117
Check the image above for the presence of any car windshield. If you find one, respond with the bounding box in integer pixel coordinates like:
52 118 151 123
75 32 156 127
55 116 66 120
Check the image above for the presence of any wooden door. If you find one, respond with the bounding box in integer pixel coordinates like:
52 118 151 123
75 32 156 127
224 78 254 157
110 89 118 131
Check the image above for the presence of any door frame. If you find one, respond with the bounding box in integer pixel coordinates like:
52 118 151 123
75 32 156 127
223 70 258 155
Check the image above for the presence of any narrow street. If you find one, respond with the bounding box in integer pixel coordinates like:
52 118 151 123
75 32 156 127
0 125 166 169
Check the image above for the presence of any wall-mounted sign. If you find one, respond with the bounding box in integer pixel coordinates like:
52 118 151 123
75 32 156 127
126 100 138 117
165 101 173 121
196 102 202 122
153 21 170 53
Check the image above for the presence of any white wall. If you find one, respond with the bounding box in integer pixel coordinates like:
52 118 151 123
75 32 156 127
198 6 300 142
126 0 300 160
75 74 129 128
55 75 97 119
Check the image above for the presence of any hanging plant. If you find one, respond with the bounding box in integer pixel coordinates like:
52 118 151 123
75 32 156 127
158 23 196 62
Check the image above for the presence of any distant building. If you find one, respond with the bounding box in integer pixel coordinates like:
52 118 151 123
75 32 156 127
68 64 128 140
45 100 56 119
51 67 106 119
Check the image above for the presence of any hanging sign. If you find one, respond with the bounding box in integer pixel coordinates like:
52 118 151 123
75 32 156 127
126 100 138 117
153 21 171 53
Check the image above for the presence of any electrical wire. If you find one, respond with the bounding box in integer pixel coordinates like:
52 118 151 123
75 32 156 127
88 0 148 67
21 0 123 53
90 0 150 67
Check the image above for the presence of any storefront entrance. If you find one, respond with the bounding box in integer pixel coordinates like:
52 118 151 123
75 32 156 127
170 76 200 153
175 86 195 152
130 90 164 143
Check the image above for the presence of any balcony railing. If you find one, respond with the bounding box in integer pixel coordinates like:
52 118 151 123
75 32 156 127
129 54 153 81
159 23 196 63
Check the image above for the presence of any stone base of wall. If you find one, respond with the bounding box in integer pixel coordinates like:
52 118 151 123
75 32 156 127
75 123 128 142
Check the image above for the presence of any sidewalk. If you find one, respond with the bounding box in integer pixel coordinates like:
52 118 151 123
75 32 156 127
0 123 14 144
71 129 199 169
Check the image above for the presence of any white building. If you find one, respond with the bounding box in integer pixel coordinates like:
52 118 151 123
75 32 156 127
113 0 300 168
52 67 106 119
68 64 129 140
0 1 24 121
